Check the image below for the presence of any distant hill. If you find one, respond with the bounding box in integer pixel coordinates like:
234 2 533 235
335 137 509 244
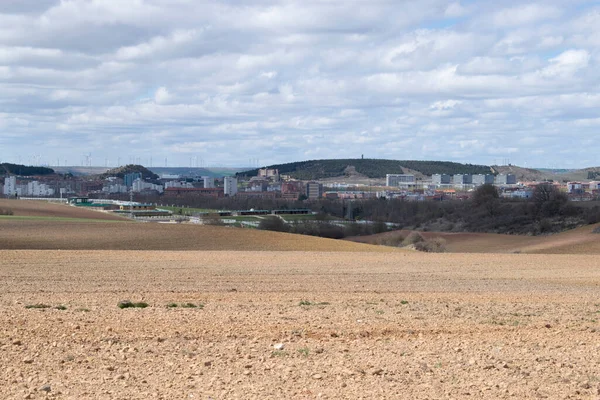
0 163 55 177
238 159 493 180
99 164 159 180
52 166 243 178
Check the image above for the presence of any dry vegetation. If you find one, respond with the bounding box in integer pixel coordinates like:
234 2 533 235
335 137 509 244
1 200 600 399
348 223 600 255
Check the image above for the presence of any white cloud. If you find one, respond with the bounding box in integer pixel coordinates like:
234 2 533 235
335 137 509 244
1 1 600 167
540 49 590 78
154 87 171 105
491 4 563 27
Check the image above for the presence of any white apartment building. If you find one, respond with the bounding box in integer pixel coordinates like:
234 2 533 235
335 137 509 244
102 184 128 194
224 176 238 196
386 174 415 187
132 178 164 193
203 177 215 188
26 181 55 197
3 176 17 196
164 181 193 189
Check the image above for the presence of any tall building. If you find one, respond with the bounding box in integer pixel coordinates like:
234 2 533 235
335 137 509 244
495 174 517 185
124 172 142 188
386 174 415 187
453 174 473 185
432 174 451 185
472 174 495 186
3 176 17 196
305 182 323 199
224 176 238 196
203 177 215 188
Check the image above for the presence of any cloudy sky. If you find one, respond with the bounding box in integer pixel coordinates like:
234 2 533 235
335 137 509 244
1 0 600 168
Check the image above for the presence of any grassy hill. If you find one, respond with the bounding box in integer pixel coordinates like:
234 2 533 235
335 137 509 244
238 159 493 180
99 164 159 180
0 163 55 177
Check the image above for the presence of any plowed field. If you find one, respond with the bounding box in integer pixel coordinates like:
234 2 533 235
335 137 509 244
1 250 600 399
2 201 600 399
0 199 126 221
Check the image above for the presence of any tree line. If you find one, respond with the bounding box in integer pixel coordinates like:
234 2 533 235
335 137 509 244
237 159 492 180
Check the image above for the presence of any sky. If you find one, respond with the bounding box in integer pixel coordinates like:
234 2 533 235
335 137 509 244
1 0 600 169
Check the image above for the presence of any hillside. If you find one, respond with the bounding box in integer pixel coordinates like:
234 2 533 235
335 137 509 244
0 199 127 221
99 164 159 180
0 163 55 177
238 159 492 180
347 223 600 254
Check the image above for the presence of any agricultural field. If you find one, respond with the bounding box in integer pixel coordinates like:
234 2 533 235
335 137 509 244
1 200 600 399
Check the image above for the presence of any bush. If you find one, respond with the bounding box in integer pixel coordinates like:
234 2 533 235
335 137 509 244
593 226 600 234
0 208 13 216
374 234 406 247
202 213 225 226
258 216 290 232
414 237 447 253
118 300 148 309
402 232 425 246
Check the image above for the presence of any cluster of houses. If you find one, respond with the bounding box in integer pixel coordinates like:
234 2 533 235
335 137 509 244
3 167 600 203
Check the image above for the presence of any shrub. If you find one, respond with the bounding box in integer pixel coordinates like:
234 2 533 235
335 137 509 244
375 234 406 247
414 238 447 253
25 303 51 309
0 208 13 216
402 232 425 246
258 216 290 232
593 226 600 234
118 300 148 309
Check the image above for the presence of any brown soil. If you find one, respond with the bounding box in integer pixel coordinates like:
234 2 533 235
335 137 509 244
0 219 394 252
1 250 600 399
0 199 126 221
2 201 600 399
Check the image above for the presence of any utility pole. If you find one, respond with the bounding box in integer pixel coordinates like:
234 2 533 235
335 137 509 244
129 189 134 219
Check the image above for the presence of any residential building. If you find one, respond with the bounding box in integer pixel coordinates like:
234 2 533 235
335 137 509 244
495 174 517 185
26 181 55 197
472 174 495 186
132 178 164 193
164 187 224 197
165 181 194 189
224 176 238 196
124 172 142 188
203 177 215 188
453 174 473 185
305 182 323 199
432 174 451 185
386 174 415 187
102 184 128 194
3 176 17 196
258 168 279 180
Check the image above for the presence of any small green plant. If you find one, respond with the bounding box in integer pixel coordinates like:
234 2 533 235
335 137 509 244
298 347 310 356
75 308 90 312
25 304 51 309
299 300 330 306
55 305 67 310
400 300 409 305
182 302 202 309
375 310 384 315
118 300 148 309
166 303 178 308
272 350 288 357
